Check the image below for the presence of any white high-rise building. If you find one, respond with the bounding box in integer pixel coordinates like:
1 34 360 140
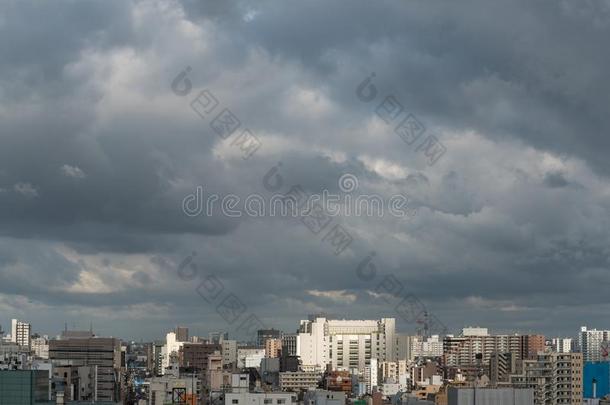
11 318 31 348
411 335 443 358
578 326 610 361
552 337 573 353
296 317 396 373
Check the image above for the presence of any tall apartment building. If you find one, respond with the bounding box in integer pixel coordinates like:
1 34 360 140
510 352 583 405
411 335 443 358
11 319 31 348
222 339 238 368
49 336 122 402
443 328 544 367
578 326 610 362
296 317 396 373
265 338 282 358
489 352 517 384
552 337 574 354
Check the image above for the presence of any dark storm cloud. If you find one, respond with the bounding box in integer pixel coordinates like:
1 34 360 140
1 0 610 339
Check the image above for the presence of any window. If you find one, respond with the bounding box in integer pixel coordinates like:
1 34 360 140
278 399 286 404
232 400 239 404
264 400 272 404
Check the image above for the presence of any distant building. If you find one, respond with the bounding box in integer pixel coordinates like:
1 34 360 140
180 342 221 373
553 337 574 353
579 327 610 362
266 338 283 358
175 326 189 342
237 347 266 368
225 391 297 405
222 340 238 369
31 336 49 359
296 317 395 372
447 387 534 405
279 371 321 391
11 319 31 349
303 390 345 405
282 334 298 357
258 329 282 347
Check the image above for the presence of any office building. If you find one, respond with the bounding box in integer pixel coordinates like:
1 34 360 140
49 336 122 402
282 334 298 356
395 334 413 361
175 326 189 342
222 339 238 368
180 342 221 372
296 317 396 372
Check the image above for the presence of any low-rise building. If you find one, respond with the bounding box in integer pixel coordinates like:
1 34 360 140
279 371 321 391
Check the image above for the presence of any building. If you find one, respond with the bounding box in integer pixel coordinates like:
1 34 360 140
31 336 49 359
447 387 534 405
584 362 610 399
279 371 321 391
222 340 238 369
579 327 610 362
443 328 544 368
49 336 122 402
489 352 517 384
303 390 345 405
395 334 413 361
11 319 32 349
175 326 189 342
282 334 298 357
266 338 283 358
510 352 583 404
553 337 574 354
0 370 50 404
149 375 200 405
225 391 297 405
180 342 222 372
296 317 395 372
237 347 266 368
411 335 443 358
257 329 282 347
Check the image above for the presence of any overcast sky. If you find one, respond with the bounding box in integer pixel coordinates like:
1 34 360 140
1 0 610 341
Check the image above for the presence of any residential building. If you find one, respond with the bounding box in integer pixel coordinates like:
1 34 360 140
11 319 31 349
510 352 583 405
553 337 574 354
237 347 266 368
257 329 282 347
225 391 297 405
266 338 282 358
31 336 49 359
279 371 321 391
579 327 610 362
222 340 238 369
282 334 298 357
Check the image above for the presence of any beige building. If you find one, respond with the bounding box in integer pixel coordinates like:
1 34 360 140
265 338 283 358
510 352 583 405
279 371 321 391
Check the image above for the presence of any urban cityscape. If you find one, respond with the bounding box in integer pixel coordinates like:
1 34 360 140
2 0 610 404
1 317 610 404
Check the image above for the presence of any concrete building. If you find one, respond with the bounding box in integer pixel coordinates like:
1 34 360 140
296 317 396 373
175 326 189 342
279 371 321 391
412 335 443 358
579 327 610 362
222 340 238 369
11 319 31 349
282 334 298 357
257 329 282 347
447 387 534 405
510 352 583 404
180 342 222 372
237 348 266 368
553 337 574 354
395 334 413 361
31 336 49 359
225 391 297 405
489 352 517 384
266 338 283 358
444 329 545 368
303 390 345 405
49 336 122 402
148 375 200 405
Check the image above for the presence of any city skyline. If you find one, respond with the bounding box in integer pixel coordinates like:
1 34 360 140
2 0 610 341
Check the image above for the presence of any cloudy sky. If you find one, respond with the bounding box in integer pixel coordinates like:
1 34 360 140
1 0 610 341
